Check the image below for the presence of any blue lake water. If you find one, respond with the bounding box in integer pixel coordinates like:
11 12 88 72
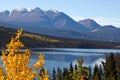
0 48 120 74
30 48 120 74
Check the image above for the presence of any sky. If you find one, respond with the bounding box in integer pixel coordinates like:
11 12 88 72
0 0 120 27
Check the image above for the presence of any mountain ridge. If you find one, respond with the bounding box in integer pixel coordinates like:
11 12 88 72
0 7 120 42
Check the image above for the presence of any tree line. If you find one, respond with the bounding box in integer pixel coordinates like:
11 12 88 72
1 26 120 49
51 53 120 80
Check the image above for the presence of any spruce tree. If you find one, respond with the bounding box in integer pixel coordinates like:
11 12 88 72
88 66 92 80
63 68 69 80
75 64 78 71
77 58 89 80
103 53 117 80
115 54 120 80
70 62 73 74
93 64 102 80
69 62 74 80
52 67 56 80
57 67 62 80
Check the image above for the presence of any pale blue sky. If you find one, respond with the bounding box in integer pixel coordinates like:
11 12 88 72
0 0 120 27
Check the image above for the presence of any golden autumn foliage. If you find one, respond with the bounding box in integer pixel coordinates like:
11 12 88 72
23 32 60 43
0 29 49 80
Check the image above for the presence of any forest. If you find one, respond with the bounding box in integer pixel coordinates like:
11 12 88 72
0 26 120 49
51 53 120 80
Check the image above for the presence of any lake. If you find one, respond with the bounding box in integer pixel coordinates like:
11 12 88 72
30 48 120 74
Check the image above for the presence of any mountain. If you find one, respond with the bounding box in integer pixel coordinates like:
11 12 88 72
0 7 86 32
91 25 120 42
0 7 120 42
78 19 120 42
78 19 101 31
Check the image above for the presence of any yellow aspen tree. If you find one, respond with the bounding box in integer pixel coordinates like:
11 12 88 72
34 54 49 80
0 29 49 80
0 66 5 79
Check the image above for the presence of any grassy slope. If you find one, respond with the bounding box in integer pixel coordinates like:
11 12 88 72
0 26 120 49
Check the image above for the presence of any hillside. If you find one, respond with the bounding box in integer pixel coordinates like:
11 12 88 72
0 26 120 49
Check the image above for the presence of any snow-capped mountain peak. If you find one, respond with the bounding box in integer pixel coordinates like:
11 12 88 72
25 8 32 12
47 9 59 13
12 8 32 12
13 8 25 12
8 8 32 16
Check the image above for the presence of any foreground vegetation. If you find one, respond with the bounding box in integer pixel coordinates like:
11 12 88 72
51 53 120 80
0 29 49 80
0 26 120 49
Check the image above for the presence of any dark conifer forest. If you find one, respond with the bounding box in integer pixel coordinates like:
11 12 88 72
0 26 120 49
51 53 120 80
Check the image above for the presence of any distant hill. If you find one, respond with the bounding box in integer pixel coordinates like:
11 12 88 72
0 26 120 49
78 19 101 31
90 25 120 42
0 7 120 42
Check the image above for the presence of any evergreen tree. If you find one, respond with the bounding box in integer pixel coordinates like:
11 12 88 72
108 53 117 80
93 64 102 80
103 53 117 80
63 68 69 80
69 62 74 80
70 62 73 74
56 67 62 80
115 54 120 80
88 66 92 80
52 67 56 80
77 58 89 80
102 56 109 80
75 63 78 71
99 65 103 80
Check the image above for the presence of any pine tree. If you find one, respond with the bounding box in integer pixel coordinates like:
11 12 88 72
52 67 56 80
103 53 117 80
69 62 74 80
115 54 120 80
109 53 117 80
63 68 69 80
56 67 62 80
93 64 102 80
70 62 73 74
75 64 78 71
88 66 92 80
